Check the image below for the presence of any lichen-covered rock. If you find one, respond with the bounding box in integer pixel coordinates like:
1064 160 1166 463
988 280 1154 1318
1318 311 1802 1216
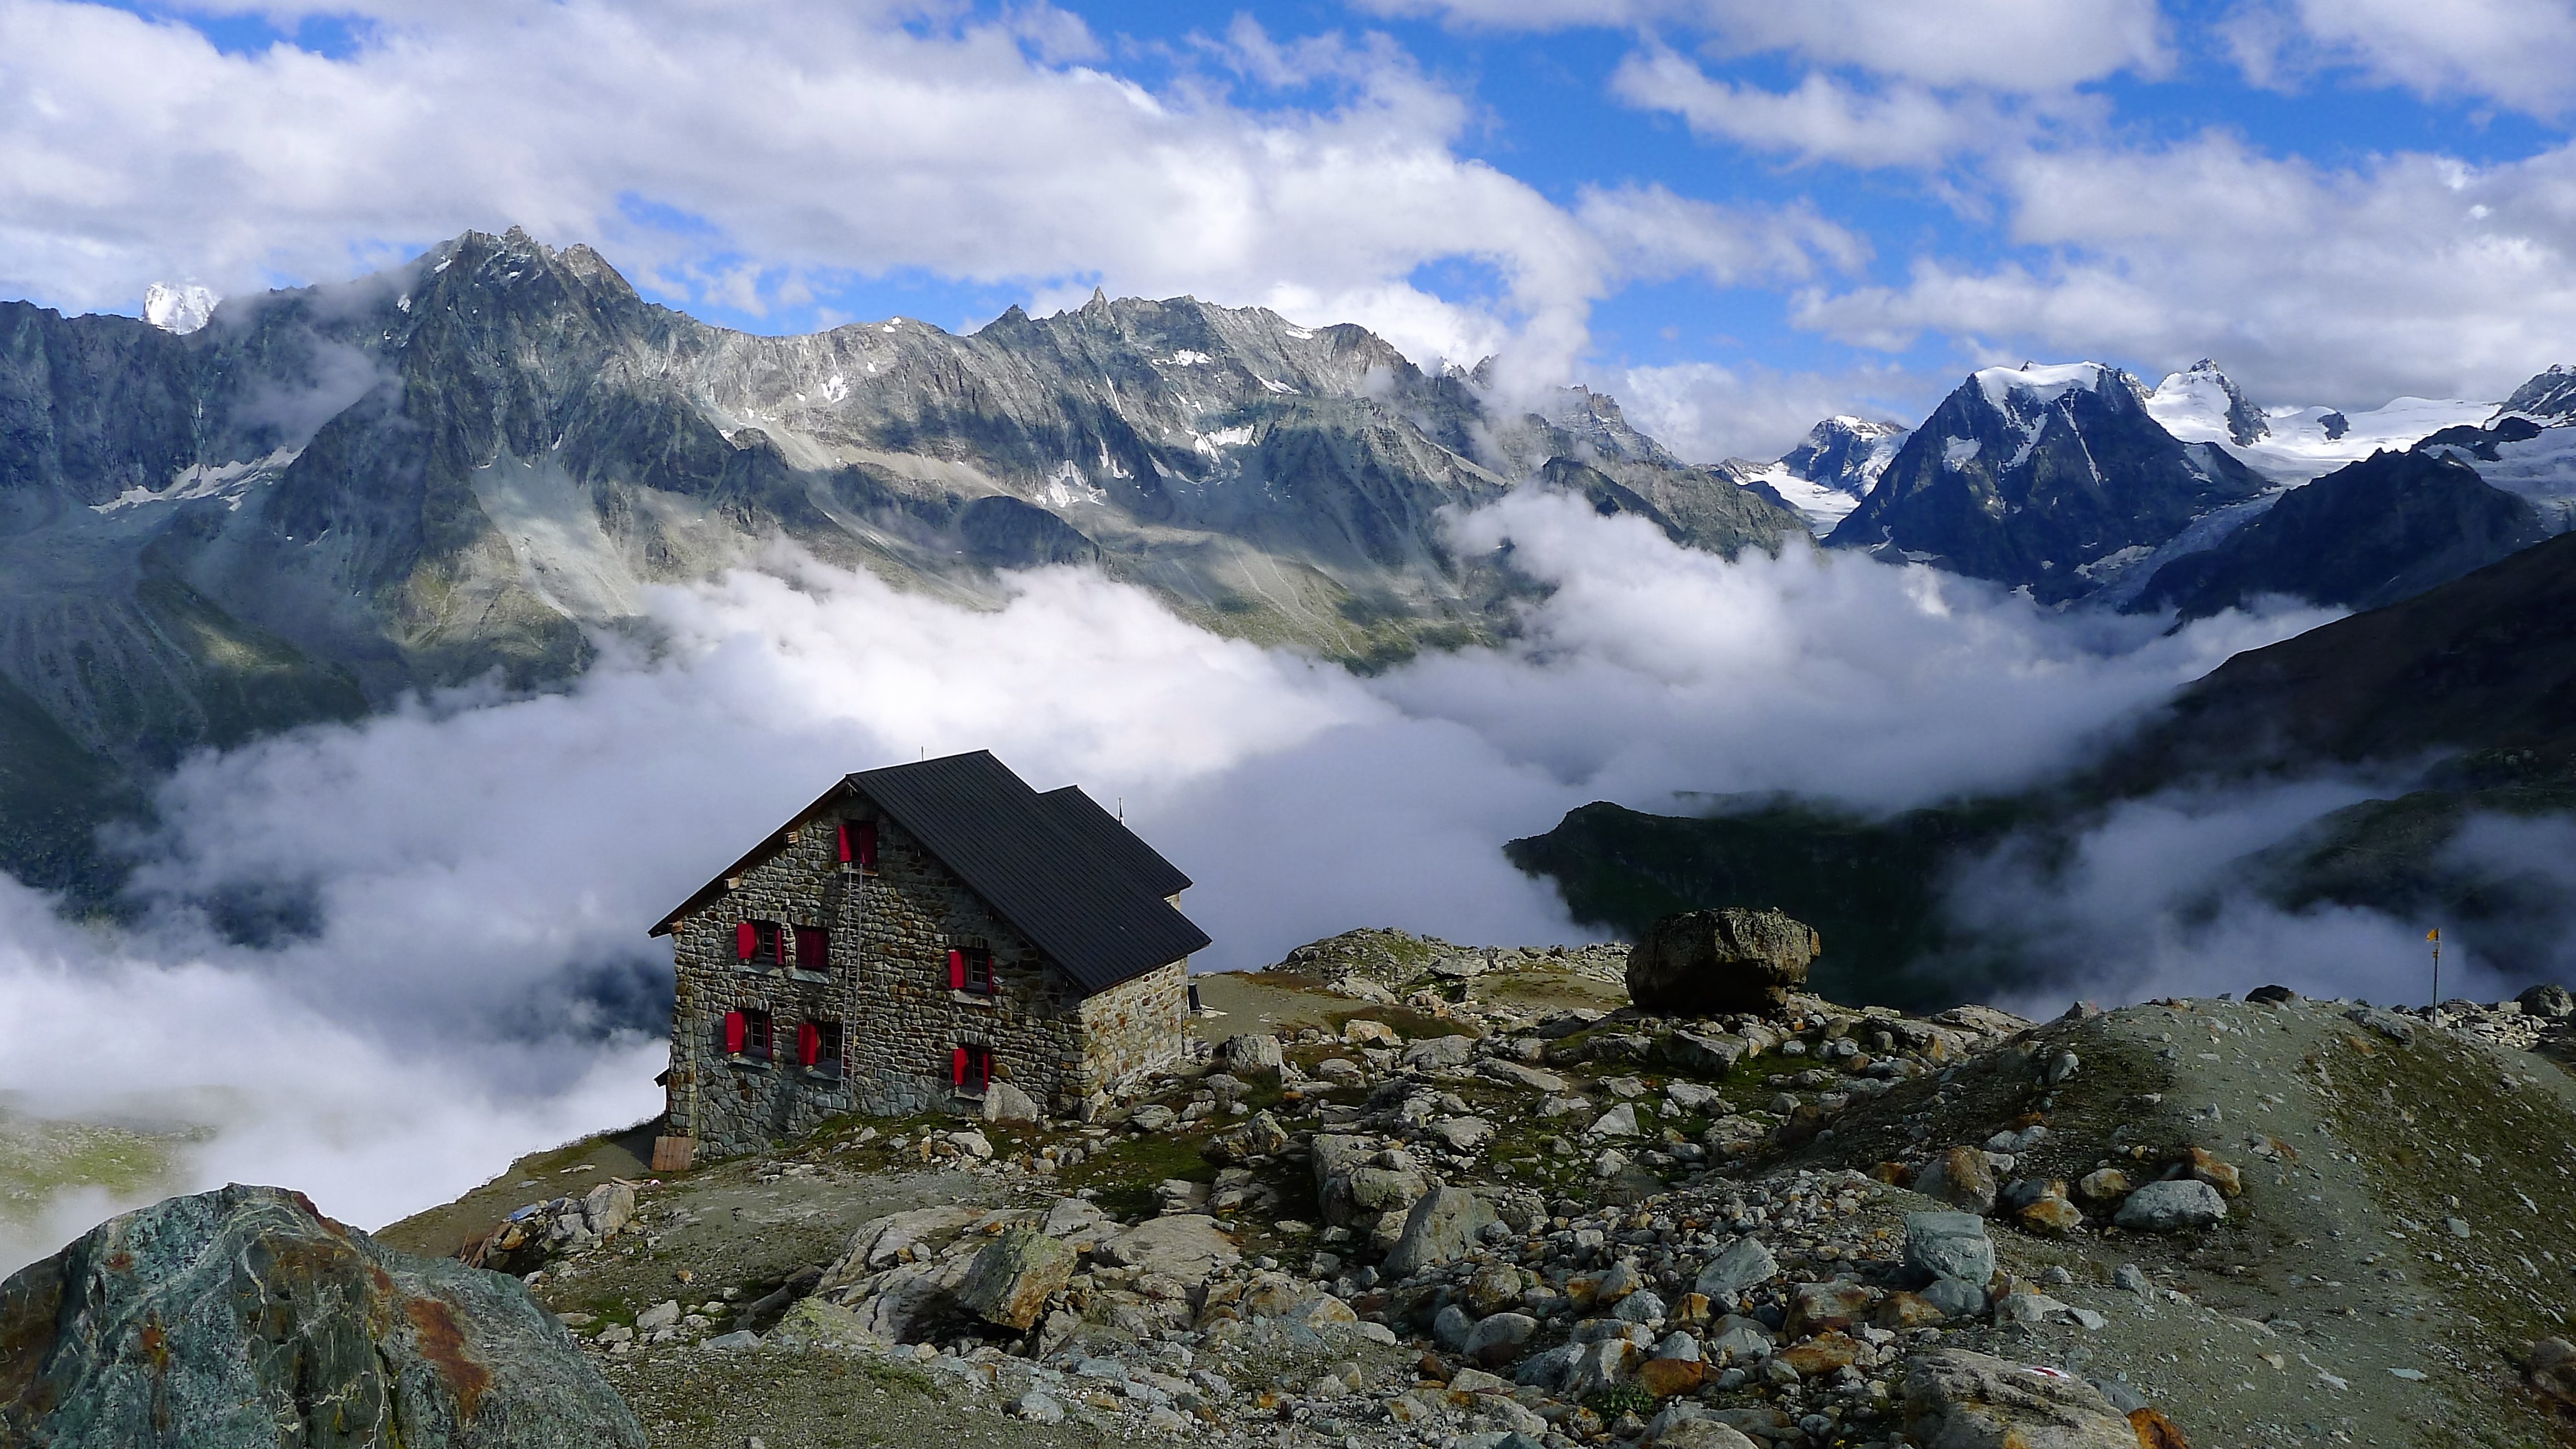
0 1184 643 1449
955 1227 1074 1332
1914 1147 1999 1216
1625 910 1822 1015
1901 1347 2144 1449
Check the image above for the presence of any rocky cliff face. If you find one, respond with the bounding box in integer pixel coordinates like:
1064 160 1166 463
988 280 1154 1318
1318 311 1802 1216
0 1182 643 1448
0 227 1803 892
1825 364 2265 603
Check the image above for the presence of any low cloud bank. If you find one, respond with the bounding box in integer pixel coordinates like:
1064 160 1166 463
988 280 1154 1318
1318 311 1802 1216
0 493 2462 1268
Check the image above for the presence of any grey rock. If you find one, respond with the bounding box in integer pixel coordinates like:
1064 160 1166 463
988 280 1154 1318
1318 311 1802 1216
1464 1312 1539 1368
2346 1006 2417 1046
1650 1330 1701 1362
1901 1346 2141 1448
1514 1343 1583 1391
1625 909 1822 1015
1011 1391 1066 1424
1658 1031 1749 1077
579 1180 636 1238
1920 1277 1988 1320
704 1329 762 1351
0 1184 643 1448
2519 983 2576 1019
636 1299 682 1332
1218 1034 1286 1081
1383 1187 1501 1278
1587 1103 1643 1138
1205 1109 1290 1165
1480 1061 1569 1094
1693 1237 1779 1298
1040 1197 1105 1239
1434 1303 1475 1351
1401 1035 1477 1070
2114 1179 2228 1232
1614 1289 1668 1325
1096 1214 1241 1280
1904 1212 1995 1286
979 1081 1042 1123
1703 1316 1774 1362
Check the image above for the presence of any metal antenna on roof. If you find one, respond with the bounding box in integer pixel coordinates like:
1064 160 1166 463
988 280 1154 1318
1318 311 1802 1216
1117 796 1124 822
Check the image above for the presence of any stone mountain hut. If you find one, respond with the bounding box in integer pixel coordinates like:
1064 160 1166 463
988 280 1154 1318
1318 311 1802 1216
648 750 1209 1169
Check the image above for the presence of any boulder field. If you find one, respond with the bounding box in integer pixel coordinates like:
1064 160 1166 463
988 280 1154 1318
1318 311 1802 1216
27 923 2576 1449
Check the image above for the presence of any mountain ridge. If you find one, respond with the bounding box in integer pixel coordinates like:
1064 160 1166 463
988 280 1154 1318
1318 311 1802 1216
0 227 1806 895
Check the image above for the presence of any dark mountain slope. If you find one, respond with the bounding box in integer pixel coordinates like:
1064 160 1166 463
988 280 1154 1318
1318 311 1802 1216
2131 448 2548 621
2129 527 2576 777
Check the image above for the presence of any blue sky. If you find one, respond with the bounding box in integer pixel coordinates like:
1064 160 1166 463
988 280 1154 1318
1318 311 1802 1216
16 0 2576 454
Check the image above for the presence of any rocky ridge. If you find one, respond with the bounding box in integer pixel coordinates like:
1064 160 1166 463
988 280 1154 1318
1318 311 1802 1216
0 227 1804 894
403 927 2576 1449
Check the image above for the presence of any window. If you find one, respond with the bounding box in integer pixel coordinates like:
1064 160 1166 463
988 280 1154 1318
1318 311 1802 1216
792 926 829 971
734 920 783 967
838 820 879 871
947 947 996 995
798 1021 841 1074
719 1009 772 1061
951 1042 992 1094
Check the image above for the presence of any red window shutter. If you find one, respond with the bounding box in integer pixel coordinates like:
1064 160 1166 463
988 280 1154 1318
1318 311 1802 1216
794 927 827 969
723 1011 746 1055
857 822 878 868
735 922 756 961
836 822 853 863
798 1022 821 1067
951 1047 967 1087
948 948 966 991
978 1048 992 1091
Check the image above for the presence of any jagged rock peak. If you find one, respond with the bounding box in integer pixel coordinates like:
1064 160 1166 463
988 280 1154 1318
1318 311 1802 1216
2149 358 2269 445
2498 363 2576 421
1779 415 1910 497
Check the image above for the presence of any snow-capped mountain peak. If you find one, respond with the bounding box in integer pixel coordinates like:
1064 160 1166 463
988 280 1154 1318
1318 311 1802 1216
2496 363 2576 423
142 282 219 335
2146 359 2270 446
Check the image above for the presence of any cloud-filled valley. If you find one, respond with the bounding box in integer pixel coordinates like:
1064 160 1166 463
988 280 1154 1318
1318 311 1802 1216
0 490 2453 1270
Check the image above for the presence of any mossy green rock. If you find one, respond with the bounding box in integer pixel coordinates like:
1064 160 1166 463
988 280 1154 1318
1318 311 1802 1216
0 1183 643 1448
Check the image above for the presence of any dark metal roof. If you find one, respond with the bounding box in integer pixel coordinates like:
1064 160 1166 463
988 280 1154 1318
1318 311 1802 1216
652 754 1209 993
1035 785 1193 899
851 753 1209 993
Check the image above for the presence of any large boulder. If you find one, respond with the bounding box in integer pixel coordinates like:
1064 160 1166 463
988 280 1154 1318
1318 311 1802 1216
1382 1187 1500 1279
1901 1348 2144 1448
1626 910 1822 1015
955 1227 1074 1332
0 1184 642 1448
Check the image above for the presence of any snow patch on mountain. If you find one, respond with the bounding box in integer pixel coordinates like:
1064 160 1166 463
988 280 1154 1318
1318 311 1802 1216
1743 462 1864 532
1973 361 2117 409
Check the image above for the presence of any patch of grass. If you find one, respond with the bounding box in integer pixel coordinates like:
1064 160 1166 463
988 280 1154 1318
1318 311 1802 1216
1057 1127 1222 1222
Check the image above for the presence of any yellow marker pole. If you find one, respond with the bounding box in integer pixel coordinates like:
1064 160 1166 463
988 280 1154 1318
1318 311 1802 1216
2428 928 2441 1014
